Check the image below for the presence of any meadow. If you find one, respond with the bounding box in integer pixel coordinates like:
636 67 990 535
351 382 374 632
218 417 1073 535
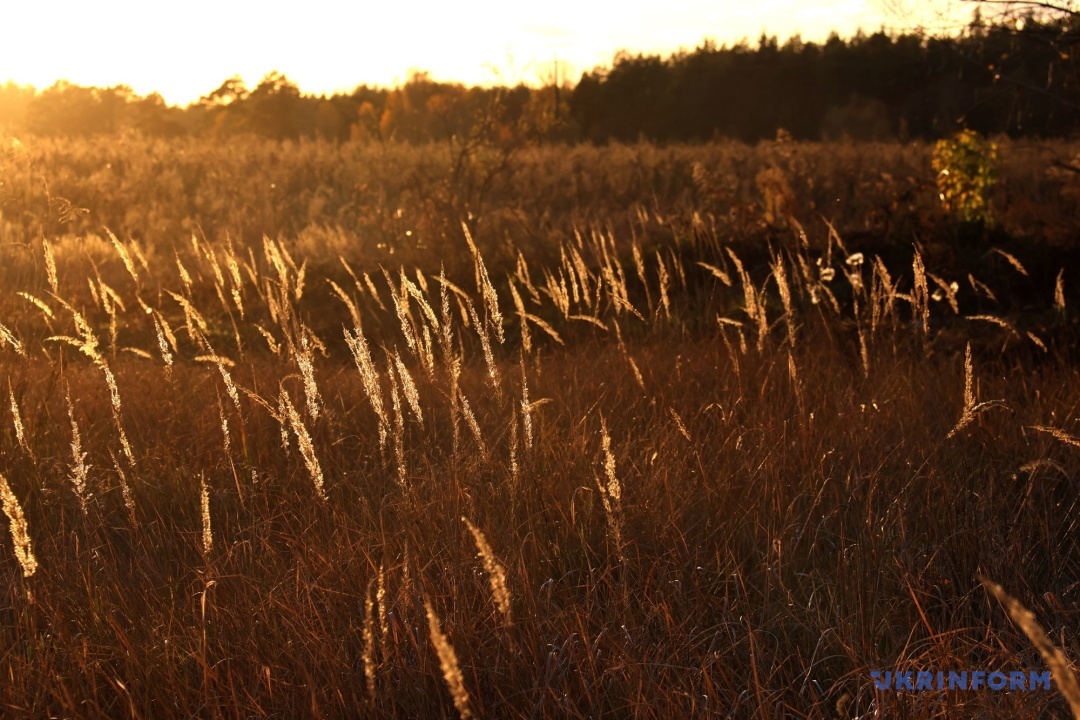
0 133 1079 718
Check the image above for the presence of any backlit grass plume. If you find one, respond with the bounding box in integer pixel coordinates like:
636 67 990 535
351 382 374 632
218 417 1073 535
0 472 37 578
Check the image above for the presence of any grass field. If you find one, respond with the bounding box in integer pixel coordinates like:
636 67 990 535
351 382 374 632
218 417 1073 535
1 134 1079 717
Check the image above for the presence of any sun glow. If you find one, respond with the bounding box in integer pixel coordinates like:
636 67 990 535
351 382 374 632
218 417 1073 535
1 0 900 105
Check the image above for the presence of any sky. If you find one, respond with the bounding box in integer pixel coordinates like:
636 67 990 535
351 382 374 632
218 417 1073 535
0 0 961 106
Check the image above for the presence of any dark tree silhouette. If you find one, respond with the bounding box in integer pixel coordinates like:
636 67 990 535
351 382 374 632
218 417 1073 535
4 17 1080 143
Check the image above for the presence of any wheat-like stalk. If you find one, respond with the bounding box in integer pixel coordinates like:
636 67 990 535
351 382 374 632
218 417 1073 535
48 295 103 361
523 312 563 346
167 290 211 347
545 268 570 317
98 276 126 352
1056 269 1067 313
508 279 531 354
670 407 691 441
424 597 472 719
389 363 409 489
872 256 895 332
437 266 456 360
857 319 870 379
151 313 174 373
67 393 90 512
205 248 229 315
111 451 136 525
633 243 653 312
345 328 389 451
514 251 539 303
280 389 327 501
18 292 55 321
0 322 24 356
447 355 463 458
43 238 58 294
362 271 386 310
275 390 292 450
377 564 389 650
107 228 140 285
384 268 420 358
928 273 960 314
613 321 645 390
225 248 245 314
175 251 193 294
463 517 512 628
967 314 1020 339
9 387 31 457
968 273 998 302
563 247 581 306
101 361 135 467
463 222 504 345
787 350 803 411
296 333 322 421
288 256 305 301
253 324 280 355
597 419 626 564
437 269 464 456
519 356 533 451
600 254 643 321
214 360 243 416
466 298 500 394
773 257 795 348
990 248 1029 277
912 250 929 335
1030 425 1080 449
219 397 232 455
418 321 436 378
698 261 733 287
263 236 292 291
459 391 487 461
982 577 1080 718
948 343 1010 438
200 474 213 557
730 248 770 350
569 243 593 307
88 279 103 306
393 350 423 429
362 578 378 701
329 280 363 335
949 342 977 438
509 415 520 489
656 251 671 319
0 471 37 578
402 271 440 333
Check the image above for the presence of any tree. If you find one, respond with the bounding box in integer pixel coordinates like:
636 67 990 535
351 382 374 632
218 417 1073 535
884 0 1080 119
247 72 306 139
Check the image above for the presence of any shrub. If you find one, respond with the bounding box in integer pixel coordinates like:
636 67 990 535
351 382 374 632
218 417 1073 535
932 129 999 225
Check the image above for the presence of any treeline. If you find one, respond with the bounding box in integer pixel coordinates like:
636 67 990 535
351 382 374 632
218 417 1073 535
572 14 1080 142
1 14 1078 143
0 71 561 144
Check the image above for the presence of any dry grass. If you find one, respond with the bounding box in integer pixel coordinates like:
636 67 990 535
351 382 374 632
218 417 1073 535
0 136 1077 718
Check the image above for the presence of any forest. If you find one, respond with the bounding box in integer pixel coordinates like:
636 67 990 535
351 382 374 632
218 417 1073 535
1 11 1079 143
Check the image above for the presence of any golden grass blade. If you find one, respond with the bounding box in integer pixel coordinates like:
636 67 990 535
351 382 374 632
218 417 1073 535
982 577 1080 719
424 597 472 720
463 517 512 628
1030 425 1080 449
0 471 37 578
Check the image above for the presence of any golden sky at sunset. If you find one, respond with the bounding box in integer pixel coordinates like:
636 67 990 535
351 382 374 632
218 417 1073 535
0 0 959 105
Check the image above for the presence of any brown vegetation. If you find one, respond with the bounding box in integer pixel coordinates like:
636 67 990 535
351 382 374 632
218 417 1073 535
0 135 1078 717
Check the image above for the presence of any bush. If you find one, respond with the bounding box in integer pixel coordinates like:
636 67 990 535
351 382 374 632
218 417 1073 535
932 129 999 226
